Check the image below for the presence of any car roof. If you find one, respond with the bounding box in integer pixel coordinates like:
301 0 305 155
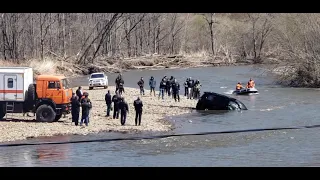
203 91 236 100
91 72 105 75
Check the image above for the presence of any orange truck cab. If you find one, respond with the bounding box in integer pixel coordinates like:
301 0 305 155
31 75 73 122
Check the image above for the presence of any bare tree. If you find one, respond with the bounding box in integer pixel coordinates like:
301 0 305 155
247 13 273 63
202 13 217 55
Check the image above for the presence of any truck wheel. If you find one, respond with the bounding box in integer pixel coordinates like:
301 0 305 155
36 105 56 122
89 87 93 90
104 86 108 89
0 107 5 120
53 114 62 122
25 84 36 109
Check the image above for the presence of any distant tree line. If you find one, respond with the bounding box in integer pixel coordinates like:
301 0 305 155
1 13 319 86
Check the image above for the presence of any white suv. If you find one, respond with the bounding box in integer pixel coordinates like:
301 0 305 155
88 72 108 90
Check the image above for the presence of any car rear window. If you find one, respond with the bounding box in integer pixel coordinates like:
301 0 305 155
91 74 104 78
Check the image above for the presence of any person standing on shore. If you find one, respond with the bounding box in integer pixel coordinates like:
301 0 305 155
193 80 202 99
118 79 125 95
162 76 168 94
184 78 189 97
166 76 174 97
112 92 121 119
71 93 81 126
115 73 123 93
187 77 194 99
159 78 166 100
80 92 92 126
119 97 129 126
149 76 156 96
105 90 112 117
172 79 180 102
133 97 143 126
76 86 83 102
137 77 145 96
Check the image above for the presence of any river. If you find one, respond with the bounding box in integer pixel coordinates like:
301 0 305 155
1 65 320 166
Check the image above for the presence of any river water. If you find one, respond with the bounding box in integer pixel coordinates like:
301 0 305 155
1 65 320 167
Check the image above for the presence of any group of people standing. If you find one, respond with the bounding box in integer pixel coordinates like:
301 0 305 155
158 76 181 102
104 90 144 126
139 75 202 102
71 86 92 126
184 77 202 99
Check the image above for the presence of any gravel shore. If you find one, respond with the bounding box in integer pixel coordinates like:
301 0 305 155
0 86 197 143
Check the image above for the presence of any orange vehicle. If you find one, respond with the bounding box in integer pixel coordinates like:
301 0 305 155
0 67 73 122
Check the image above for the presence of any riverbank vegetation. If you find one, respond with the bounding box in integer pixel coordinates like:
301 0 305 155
0 13 318 87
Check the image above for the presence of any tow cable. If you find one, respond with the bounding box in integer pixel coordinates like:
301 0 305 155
1 124 320 147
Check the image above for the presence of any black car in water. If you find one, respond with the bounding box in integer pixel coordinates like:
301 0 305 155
196 92 247 111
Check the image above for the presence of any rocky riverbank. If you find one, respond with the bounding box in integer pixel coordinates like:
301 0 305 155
0 86 197 143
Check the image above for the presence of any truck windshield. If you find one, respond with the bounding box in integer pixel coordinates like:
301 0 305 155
91 74 104 78
61 78 69 89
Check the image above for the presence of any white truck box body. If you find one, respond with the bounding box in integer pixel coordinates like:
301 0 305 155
0 67 33 102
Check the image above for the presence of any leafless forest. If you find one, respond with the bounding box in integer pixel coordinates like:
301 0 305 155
0 13 319 87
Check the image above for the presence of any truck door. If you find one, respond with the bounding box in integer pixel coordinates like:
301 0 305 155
3 75 18 100
46 81 62 104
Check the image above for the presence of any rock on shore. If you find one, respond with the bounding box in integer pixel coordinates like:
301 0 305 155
0 86 197 143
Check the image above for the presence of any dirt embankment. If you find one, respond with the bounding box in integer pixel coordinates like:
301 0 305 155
0 86 197 143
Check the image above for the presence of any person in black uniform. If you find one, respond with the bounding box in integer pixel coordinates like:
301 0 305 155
166 76 174 97
133 97 143 126
105 90 112 117
115 73 122 93
172 79 180 102
184 78 189 97
118 79 125 95
76 86 83 102
159 78 166 100
162 76 168 94
187 77 194 99
112 92 121 119
80 92 92 126
137 77 145 96
71 93 81 126
119 97 129 125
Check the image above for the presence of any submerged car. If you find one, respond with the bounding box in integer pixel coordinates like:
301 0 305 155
196 92 247 111
88 72 108 90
